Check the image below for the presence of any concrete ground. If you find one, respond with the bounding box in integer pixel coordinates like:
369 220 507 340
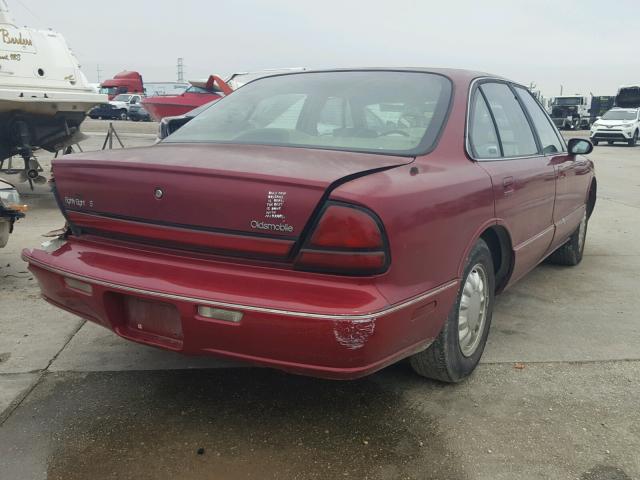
0 122 638 479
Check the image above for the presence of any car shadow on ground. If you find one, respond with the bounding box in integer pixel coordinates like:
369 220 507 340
14 366 466 480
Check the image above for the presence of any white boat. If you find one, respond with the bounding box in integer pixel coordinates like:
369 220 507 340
0 0 105 183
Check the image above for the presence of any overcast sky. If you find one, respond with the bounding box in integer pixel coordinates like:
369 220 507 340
9 0 638 97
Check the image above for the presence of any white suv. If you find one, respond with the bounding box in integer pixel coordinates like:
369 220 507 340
590 108 640 146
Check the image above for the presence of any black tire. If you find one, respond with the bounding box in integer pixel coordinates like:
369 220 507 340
547 211 587 266
119 110 128 120
608 141 614 145
628 130 638 147
410 239 495 383
592 139 599 146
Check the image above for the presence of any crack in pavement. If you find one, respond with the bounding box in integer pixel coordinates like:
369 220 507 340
0 320 86 426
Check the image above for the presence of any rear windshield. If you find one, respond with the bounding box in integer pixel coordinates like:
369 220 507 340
553 97 582 106
164 71 452 156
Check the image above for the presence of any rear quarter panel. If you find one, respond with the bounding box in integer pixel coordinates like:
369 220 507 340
330 158 494 306
330 73 495 306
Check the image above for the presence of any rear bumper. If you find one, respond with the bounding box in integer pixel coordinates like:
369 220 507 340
22 237 457 379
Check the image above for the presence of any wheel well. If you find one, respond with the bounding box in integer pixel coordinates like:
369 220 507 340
587 178 597 219
480 226 513 294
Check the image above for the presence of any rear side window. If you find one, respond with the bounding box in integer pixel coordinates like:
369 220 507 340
469 93 501 159
515 87 564 154
480 83 538 157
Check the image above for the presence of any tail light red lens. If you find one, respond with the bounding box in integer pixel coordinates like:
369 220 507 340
295 202 389 275
308 205 383 249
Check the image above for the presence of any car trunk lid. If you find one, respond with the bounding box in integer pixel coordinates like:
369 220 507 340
53 143 412 259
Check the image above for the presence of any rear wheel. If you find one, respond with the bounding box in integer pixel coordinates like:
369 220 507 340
608 141 614 145
628 130 638 146
118 110 128 120
592 139 599 146
410 239 495 382
547 211 587 266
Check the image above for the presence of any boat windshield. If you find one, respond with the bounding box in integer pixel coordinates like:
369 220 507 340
165 71 452 156
185 86 213 94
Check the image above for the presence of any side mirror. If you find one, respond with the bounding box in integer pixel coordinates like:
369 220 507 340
568 138 593 155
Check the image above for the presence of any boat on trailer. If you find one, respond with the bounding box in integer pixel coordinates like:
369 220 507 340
0 0 105 185
142 75 232 121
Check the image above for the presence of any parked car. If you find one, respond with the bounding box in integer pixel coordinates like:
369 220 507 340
590 107 640 146
109 93 144 119
88 103 128 120
23 69 596 382
0 179 25 248
128 104 152 122
156 100 218 140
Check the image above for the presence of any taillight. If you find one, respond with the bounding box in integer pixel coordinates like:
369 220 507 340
295 202 389 275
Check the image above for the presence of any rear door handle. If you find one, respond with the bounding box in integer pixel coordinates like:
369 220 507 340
503 176 515 195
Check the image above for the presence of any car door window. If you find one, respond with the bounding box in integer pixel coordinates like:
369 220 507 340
480 83 538 157
515 86 564 154
469 92 501 159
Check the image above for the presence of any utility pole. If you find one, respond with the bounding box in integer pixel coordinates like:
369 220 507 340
96 64 102 83
177 57 184 82
560 84 563 96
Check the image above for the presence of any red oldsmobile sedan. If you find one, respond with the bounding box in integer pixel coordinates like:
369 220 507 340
23 69 596 382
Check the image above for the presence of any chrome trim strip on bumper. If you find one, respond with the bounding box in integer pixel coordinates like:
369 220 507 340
24 254 459 322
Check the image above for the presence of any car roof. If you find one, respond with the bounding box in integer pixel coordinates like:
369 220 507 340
243 67 504 85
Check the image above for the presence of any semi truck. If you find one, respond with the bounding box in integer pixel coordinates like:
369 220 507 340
99 71 144 100
615 85 640 108
550 96 591 130
589 96 616 123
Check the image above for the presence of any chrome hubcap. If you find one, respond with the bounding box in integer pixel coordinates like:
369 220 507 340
578 212 587 252
458 264 489 357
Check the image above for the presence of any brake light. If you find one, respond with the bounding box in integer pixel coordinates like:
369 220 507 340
295 202 389 275
308 205 383 249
